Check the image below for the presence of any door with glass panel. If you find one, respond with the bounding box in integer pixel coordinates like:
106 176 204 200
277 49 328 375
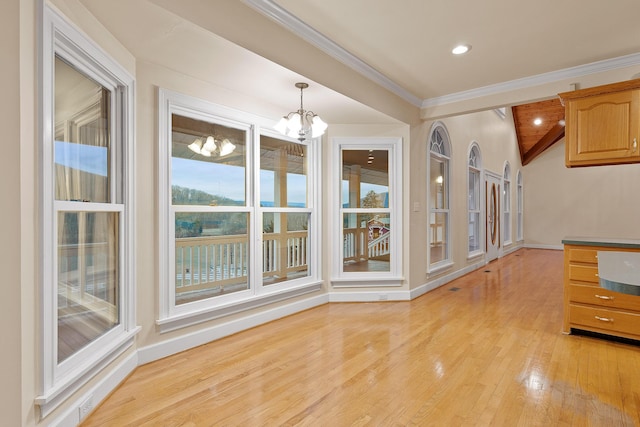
485 173 501 262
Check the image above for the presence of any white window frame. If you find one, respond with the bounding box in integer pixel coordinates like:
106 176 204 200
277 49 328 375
331 137 403 287
37 5 138 417
517 170 523 242
467 142 483 259
428 123 453 273
157 89 321 332
503 162 512 246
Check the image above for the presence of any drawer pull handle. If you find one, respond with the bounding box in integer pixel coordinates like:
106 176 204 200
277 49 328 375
595 273 599 277
595 315 613 322
595 294 614 301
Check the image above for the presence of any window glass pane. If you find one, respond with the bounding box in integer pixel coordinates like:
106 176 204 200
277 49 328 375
263 212 310 284
342 150 389 209
430 158 447 209
430 212 448 263
175 212 249 304
504 182 511 242
504 182 511 209
54 56 110 203
469 212 480 253
343 212 390 272
468 169 479 210
260 135 307 207
171 114 246 206
57 211 119 363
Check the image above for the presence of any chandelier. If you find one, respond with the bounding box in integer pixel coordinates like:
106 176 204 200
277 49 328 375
274 82 328 142
188 136 236 157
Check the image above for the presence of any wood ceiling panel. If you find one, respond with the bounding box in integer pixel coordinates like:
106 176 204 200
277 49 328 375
512 98 565 165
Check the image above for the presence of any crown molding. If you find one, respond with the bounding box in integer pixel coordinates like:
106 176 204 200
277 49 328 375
421 52 640 108
242 0 423 107
244 1 640 111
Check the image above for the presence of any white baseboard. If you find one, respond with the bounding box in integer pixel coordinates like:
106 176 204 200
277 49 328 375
411 259 487 300
524 243 563 250
138 293 329 365
49 352 138 427
328 289 411 302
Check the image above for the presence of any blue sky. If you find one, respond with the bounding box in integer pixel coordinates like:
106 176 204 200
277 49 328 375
172 157 307 205
55 141 108 176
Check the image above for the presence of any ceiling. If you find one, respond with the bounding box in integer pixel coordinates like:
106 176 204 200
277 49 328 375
265 0 640 103
78 0 640 160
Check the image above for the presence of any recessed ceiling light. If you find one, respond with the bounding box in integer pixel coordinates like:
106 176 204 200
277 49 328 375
533 118 542 126
452 44 471 55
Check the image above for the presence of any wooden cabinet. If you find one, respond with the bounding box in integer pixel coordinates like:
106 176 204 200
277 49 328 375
563 242 640 340
559 79 640 167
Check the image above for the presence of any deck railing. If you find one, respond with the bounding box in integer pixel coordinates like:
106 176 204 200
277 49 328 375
344 227 391 262
175 231 308 296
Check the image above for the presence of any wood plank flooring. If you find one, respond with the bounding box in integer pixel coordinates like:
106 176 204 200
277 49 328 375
81 249 640 426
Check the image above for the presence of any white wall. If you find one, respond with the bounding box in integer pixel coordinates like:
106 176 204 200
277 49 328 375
524 139 640 247
2 1 27 426
409 109 523 288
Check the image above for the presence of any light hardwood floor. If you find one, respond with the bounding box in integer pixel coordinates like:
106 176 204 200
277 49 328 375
81 249 640 426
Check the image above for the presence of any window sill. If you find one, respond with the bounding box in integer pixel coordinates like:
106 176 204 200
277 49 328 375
331 276 405 288
36 326 141 418
427 261 454 275
467 250 484 260
157 282 323 333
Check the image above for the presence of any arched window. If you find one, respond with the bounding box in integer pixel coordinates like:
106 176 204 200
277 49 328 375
428 123 452 270
468 143 482 256
503 162 512 245
517 170 523 241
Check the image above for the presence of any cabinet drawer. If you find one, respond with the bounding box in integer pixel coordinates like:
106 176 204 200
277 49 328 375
569 304 640 337
568 264 599 283
568 248 599 264
569 284 640 311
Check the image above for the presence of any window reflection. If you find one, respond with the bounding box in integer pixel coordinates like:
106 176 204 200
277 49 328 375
171 114 246 206
54 56 110 203
57 212 119 363
54 56 120 364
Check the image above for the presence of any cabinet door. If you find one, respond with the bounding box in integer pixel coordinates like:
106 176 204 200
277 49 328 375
565 89 640 166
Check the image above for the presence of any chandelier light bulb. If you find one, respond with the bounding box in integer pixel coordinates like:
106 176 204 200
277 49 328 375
188 138 203 154
202 135 216 153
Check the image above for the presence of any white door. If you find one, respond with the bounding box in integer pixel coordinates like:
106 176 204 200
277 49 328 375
486 173 501 262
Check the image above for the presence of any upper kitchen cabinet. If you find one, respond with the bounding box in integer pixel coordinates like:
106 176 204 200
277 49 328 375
559 79 640 167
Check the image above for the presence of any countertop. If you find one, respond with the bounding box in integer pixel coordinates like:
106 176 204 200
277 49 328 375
562 236 640 249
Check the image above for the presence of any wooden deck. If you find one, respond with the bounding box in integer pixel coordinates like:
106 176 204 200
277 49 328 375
81 248 640 426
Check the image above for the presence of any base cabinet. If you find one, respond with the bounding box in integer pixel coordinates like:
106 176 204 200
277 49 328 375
563 243 640 340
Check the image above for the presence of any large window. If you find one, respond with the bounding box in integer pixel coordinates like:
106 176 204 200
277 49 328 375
38 5 137 416
171 114 251 306
428 124 452 270
468 143 482 257
503 162 512 246
333 138 403 285
517 170 523 241
158 90 320 331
